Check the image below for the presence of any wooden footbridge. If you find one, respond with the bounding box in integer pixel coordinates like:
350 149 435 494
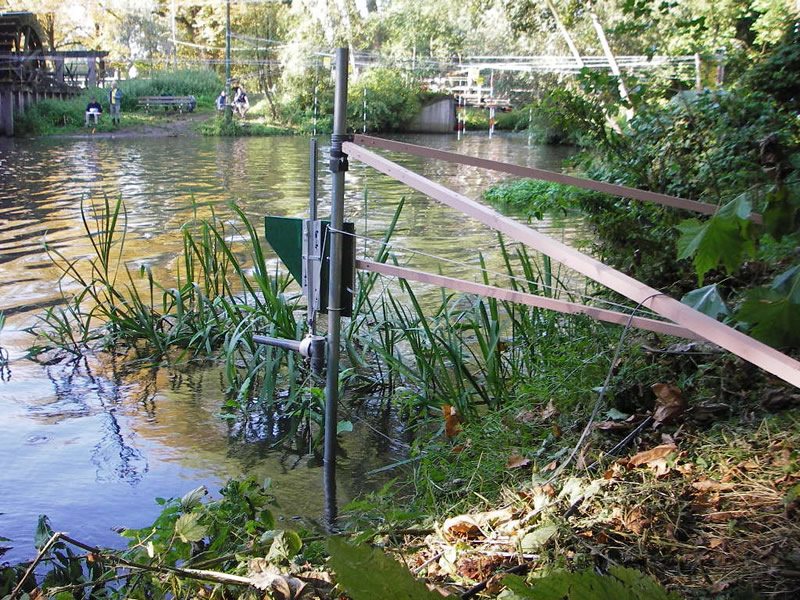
0 12 107 135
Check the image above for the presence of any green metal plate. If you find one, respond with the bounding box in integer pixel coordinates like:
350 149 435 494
264 216 304 283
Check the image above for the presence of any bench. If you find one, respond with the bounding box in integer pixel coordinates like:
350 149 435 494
137 95 196 113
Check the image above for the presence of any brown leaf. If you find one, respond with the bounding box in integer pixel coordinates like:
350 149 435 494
692 479 734 492
552 423 562 438
651 383 687 424
506 454 531 469
629 444 678 467
247 559 306 599
516 409 538 424
708 537 725 549
624 507 650 534
451 445 465 454
710 580 731 593
442 405 461 437
442 509 515 541
542 459 558 472
542 399 559 420
595 420 631 431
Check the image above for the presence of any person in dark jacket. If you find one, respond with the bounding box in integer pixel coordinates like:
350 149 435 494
85 98 103 126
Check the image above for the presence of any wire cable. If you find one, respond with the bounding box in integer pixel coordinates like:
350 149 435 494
327 226 668 321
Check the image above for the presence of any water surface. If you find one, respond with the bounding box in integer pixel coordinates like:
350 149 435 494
0 132 578 562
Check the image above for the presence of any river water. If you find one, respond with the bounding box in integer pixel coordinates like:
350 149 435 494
0 132 576 563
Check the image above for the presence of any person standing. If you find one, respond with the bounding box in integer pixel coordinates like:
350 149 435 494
107 81 123 125
216 90 226 111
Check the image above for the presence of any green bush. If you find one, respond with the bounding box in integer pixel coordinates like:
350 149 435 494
348 68 424 132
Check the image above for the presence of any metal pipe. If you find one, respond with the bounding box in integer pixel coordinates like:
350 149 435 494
308 138 318 334
252 335 302 353
324 47 349 533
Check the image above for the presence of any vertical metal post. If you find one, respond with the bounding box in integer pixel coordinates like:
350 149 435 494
324 47 349 533
171 0 177 71
308 138 318 334
225 0 232 121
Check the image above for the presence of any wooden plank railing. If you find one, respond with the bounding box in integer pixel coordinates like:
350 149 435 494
344 139 799 388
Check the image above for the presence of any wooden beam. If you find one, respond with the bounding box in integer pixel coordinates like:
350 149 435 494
343 141 800 388
351 135 763 224
356 259 701 340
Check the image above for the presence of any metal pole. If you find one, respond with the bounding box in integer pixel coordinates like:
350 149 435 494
171 0 177 71
324 47 349 533
225 0 232 121
308 138 318 334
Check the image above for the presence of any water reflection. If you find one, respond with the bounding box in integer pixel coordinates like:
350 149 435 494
0 132 577 562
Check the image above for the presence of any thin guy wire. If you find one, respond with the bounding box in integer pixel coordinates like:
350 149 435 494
327 226 668 320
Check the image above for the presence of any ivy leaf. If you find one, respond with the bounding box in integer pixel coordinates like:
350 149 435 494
174 513 207 543
681 284 729 319
327 536 453 599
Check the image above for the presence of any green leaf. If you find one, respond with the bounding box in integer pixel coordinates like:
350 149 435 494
174 513 207 543
179 486 207 512
327 536 453 599
606 408 629 420
676 196 756 284
34 515 54 550
337 420 354 434
520 524 559 552
501 567 679 600
737 287 800 348
771 265 800 303
681 284 729 319
266 530 303 563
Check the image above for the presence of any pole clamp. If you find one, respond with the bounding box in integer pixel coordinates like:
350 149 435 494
329 133 353 173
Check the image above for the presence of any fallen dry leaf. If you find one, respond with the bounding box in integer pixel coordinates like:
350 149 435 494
506 454 532 469
516 409 538 424
442 405 461 437
552 423 562 437
542 399 559 420
651 383 687 424
542 459 558 472
629 443 678 467
691 479 734 492
442 509 515 541
595 420 631 431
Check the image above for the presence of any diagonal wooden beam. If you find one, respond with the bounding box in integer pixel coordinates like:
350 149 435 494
344 141 798 388
352 135 763 224
356 259 701 340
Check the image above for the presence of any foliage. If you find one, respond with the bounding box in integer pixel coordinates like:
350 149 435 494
501 566 679 600
120 69 222 109
740 18 800 113
482 179 578 221
31 196 308 424
348 68 424 132
327 536 451 599
199 113 294 136
14 70 220 136
122 478 281 571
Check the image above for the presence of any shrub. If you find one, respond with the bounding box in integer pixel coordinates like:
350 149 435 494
348 68 424 132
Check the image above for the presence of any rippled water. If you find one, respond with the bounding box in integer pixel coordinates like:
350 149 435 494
0 132 577 563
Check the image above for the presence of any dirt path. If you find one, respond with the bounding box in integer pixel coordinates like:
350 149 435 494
58 111 212 139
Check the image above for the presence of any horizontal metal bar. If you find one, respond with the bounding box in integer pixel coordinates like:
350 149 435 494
356 259 700 340
351 134 763 224
252 335 302 353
